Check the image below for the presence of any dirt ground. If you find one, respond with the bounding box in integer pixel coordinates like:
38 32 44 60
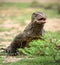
44 19 60 31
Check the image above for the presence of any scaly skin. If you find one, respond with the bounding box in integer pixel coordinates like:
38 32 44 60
2 12 46 56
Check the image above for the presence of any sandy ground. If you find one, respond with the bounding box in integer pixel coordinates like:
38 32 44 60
44 19 60 31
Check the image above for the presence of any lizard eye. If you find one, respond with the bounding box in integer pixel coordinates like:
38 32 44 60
32 12 38 18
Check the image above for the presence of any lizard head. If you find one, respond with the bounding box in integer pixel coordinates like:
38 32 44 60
32 12 46 24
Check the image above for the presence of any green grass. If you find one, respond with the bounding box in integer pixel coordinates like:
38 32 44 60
19 31 60 56
0 2 30 9
2 56 60 65
9 14 31 24
0 32 60 65
0 27 12 32
0 56 3 64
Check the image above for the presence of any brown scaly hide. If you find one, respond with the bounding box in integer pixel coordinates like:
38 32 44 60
2 12 46 56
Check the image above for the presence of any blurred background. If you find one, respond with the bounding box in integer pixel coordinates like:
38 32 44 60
0 1 60 64
0 0 60 47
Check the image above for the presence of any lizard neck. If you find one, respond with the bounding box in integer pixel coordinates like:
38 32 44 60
32 22 44 35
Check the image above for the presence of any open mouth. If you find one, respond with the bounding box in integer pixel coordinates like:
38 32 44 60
38 18 46 21
36 17 46 24
34 17 46 24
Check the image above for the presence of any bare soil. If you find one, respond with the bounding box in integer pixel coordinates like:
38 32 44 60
44 19 60 31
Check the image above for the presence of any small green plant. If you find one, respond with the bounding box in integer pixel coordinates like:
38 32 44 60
3 56 60 65
0 56 3 64
18 32 60 61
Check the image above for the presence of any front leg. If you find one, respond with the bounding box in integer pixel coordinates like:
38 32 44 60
6 46 17 56
6 35 21 56
6 33 28 56
6 41 19 56
41 29 45 36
